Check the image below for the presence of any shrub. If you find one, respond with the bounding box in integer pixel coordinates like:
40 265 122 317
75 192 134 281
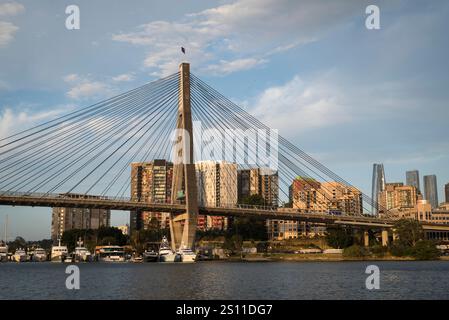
389 243 412 257
370 245 387 257
343 245 367 258
410 240 440 260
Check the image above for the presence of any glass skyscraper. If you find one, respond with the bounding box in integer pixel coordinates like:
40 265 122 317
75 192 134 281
406 170 420 193
371 163 386 215
424 175 438 208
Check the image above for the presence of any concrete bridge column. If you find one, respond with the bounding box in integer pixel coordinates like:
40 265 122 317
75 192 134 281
381 229 389 246
392 229 399 241
364 231 369 247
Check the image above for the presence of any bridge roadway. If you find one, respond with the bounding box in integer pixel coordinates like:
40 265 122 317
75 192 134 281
0 192 447 232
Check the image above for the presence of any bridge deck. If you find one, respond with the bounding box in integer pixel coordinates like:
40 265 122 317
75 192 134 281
0 193 447 231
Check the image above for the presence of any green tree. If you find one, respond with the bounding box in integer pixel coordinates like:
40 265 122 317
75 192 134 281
393 219 424 247
343 244 367 258
325 226 354 249
410 240 440 260
230 194 268 241
97 226 128 246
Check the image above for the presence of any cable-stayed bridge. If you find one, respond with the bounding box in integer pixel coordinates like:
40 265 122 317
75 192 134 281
0 63 447 249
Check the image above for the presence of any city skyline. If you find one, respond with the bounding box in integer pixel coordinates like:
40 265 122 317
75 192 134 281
1 0 449 240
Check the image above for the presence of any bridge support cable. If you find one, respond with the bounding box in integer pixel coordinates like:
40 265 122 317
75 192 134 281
0 72 180 197
48 81 180 196
0 73 178 155
0 72 178 146
190 75 375 216
191 74 388 216
190 85 357 215
2 78 179 195
94 85 180 197
110 109 178 200
0 78 179 191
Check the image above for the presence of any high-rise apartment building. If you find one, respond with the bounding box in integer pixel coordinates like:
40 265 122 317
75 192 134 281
378 182 417 212
196 161 237 230
51 194 110 242
371 163 386 214
238 168 279 206
130 160 173 232
444 182 449 203
282 178 362 238
406 170 420 194
424 175 439 208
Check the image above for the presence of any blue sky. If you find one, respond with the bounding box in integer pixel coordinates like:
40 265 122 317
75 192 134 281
0 0 448 240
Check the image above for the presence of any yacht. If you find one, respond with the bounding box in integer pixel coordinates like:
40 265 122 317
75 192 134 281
13 248 27 262
1 215 9 262
64 254 73 263
97 246 125 262
176 246 197 263
51 240 68 262
32 247 47 262
158 236 176 262
0 241 8 262
74 239 92 262
131 255 143 263
143 249 158 262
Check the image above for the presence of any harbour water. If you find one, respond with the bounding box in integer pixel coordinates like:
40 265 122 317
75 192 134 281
1 261 449 300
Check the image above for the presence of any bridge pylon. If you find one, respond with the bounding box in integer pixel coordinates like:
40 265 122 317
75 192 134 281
169 63 199 251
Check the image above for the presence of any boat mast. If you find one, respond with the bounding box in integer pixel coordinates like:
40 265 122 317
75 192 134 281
4 214 7 243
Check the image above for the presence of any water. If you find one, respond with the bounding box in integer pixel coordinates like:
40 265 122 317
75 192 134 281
1 261 449 300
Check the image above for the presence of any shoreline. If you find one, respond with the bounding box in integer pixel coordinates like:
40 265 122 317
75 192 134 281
213 253 449 263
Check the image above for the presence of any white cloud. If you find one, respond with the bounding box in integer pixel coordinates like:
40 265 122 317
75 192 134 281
67 81 110 100
112 73 134 82
203 58 268 75
250 74 352 134
112 0 359 76
0 21 18 46
0 2 24 16
63 74 113 100
0 107 68 139
63 73 79 82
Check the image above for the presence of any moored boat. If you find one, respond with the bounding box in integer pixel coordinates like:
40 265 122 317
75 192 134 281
13 248 27 262
74 238 92 262
176 246 197 263
158 236 176 262
51 240 68 262
0 241 8 262
143 249 158 262
96 246 126 262
32 247 47 262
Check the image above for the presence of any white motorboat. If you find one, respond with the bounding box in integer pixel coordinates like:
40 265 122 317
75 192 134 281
13 248 27 262
1 216 9 262
143 249 158 262
0 241 8 262
176 246 197 263
32 247 47 262
51 240 68 262
97 246 125 262
74 238 92 262
158 236 176 262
